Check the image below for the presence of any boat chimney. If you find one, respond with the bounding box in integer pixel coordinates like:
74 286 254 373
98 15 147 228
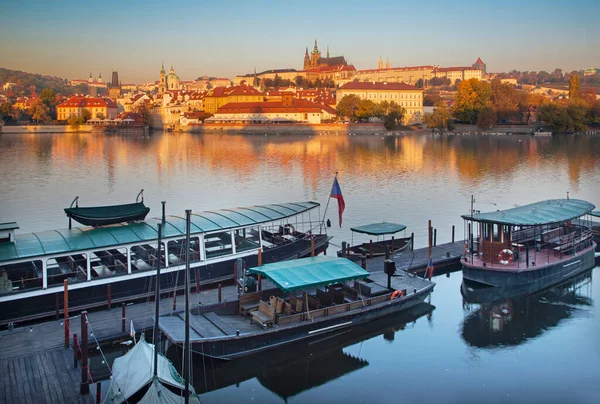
0 222 19 244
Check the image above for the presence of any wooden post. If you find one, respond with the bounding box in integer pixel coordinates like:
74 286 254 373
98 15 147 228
411 233 414 251
80 311 89 395
55 293 60 320
107 284 111 311
218 284 222 303
73 334 78 368
428 220 432 259
233 261 238 283
369 240 373 258
434 228 437 247
121 303 126 333
391 236 394 251
258 248 263 266
311 238 315 257
195 269 200 293
257 275 262 291
64 280 69 348
96 382 101 404
452 225 455 243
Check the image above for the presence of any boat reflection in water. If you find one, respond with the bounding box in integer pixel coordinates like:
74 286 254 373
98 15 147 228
461 269 593 348
167 302 434 399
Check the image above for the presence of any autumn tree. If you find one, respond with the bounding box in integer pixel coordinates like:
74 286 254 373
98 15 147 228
30 99 51 123
336 95 361 121
423 102 451 130
0 102 12 122
568 74 581 100
476 106 496 128
39 88 57 120
355 99 376 122
80 108 91 122
452 78 492 124
96 112 105 120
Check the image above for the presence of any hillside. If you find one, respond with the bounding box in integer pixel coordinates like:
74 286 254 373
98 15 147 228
0 68 83 96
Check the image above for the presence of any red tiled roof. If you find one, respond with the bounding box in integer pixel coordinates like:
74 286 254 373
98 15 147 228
57 96 116 108
216 98 331 114
475 57 484 64
434 66 478 72
338 82 420 91
357 65 434 74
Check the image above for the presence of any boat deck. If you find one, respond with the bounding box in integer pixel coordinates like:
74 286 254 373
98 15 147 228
465 243 595 272
159 271 433 344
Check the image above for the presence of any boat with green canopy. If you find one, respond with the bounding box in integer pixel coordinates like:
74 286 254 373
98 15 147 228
337 222 411 262
461 198 596 301
590 211 600 252
159 256 434 360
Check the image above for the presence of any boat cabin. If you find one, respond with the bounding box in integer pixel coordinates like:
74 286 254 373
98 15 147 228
338 222 411 261
462 199 596 270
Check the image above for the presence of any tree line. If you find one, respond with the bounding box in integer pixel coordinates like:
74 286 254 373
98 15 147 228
336 95 407 129
423 77 600 132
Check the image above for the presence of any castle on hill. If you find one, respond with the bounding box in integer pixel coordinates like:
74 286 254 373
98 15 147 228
303 39 347 70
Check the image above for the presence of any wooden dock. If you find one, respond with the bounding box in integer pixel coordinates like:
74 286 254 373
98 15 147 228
0 239 465 403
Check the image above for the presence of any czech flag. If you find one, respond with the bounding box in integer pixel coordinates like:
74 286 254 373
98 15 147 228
426 257 434 280
330 176 345 227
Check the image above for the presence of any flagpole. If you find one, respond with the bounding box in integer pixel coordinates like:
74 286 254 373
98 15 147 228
320 172 338 233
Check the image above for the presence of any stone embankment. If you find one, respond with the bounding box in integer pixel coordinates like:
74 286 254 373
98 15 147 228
187 123 395 135
0 125 93 134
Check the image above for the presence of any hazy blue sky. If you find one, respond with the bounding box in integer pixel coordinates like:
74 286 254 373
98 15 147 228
1 0 598 83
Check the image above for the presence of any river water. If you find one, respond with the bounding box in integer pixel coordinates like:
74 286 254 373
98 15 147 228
1 131 599 403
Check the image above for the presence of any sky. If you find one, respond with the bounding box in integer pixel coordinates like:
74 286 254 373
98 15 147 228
0 0 599 84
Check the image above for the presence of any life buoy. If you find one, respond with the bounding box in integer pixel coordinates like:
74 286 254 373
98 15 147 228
284 224 295 235
498 249 514 265
390 290 404 300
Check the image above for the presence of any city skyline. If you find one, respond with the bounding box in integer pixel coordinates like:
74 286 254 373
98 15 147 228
1 0 599 83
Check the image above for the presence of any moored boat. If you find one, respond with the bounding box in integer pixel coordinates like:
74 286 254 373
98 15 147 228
0 201 330 325
337 222 411 262
158 256 434 360
461 199 596 298
590 211 600 252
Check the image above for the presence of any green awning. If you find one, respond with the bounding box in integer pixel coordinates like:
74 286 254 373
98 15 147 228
350 222 406 236
591 211 600 218
0 201 320 263
247 256 369 293
462 199 595 226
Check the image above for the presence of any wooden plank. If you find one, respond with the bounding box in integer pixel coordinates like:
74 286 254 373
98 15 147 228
204 312 237 335
2 358 13 404
183 313 225 338
31 353 51 404
9 357 25 404
18 356 34 404
41 351 67 404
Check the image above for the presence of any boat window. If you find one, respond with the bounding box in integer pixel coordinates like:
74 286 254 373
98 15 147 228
130 243 166 272
493 224 500 242
167 237 201 266
46 254 87 286
0 260 43 294
234 227 261 253
205 231 233 259
91 248 128 278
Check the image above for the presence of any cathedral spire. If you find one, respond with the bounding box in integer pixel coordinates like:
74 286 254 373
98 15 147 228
160 63 165 74
313 39 318 53
305 46 309 56
327 46 329 59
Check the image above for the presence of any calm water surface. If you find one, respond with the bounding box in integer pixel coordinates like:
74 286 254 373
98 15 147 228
1 131 599 403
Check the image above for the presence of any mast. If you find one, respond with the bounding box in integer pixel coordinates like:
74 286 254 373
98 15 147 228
153 223 162 377
320 172 337 232
184 210 191 404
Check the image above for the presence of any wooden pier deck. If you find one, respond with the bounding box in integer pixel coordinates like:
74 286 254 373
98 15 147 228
0 240 464 403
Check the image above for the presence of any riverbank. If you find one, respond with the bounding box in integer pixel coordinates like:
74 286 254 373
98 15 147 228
186 123 421 135
0 125 93 134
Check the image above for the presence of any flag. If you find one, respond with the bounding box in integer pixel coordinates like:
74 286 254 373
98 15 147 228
130 319 136 344
330 176 345 227
426 257 434 280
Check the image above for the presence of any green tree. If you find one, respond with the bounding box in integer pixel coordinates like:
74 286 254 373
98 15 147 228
489 78 521 124
67 114 81 129
336 95 361 121
453 78 492 124
568 74 581 100
0 102 12 123
476 106 496 128
423 102 451 130
294 75 304 87
30 100 51 123
39 88 57 120
355 99 376 121
80 108 91 122
96 112 105 120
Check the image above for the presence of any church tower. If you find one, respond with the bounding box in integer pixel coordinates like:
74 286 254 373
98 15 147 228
303 46 310 70
310 39 321 68
108 70 121 100
158 63 166 94
378 56 384 69
473 57 486 77
386 57 390 69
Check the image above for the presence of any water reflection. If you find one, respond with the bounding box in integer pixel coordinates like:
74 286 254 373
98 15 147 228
168 302 434 399
461 270 593 348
